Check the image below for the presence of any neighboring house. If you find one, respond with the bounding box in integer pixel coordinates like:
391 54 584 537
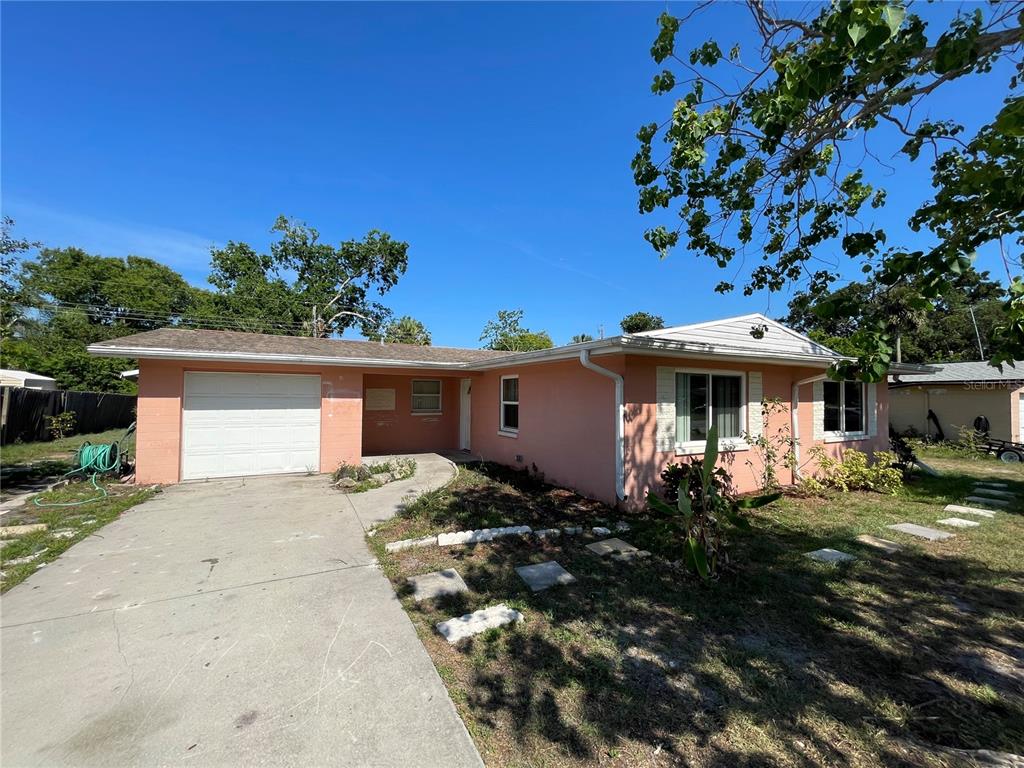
0 368 58 390
889 361 1024 444
88 313 926 507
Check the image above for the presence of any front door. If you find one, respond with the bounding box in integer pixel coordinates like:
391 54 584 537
459 378 472 451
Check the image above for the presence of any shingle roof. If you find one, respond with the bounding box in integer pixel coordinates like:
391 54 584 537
889 360 1024 384
89 328 513 365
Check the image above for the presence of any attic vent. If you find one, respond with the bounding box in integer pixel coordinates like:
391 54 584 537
749 323 769 340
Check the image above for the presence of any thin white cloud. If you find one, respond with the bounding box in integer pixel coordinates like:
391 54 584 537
2 200 217 285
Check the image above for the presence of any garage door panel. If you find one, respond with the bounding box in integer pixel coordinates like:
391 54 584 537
182 373 322 480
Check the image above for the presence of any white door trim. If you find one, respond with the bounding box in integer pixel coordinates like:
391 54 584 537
459 378 472 451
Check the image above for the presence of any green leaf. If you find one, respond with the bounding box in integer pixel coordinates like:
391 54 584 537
702 425 719 490
881 5 905 36
848 23 867 45
646 492 677 518
688 537 710 579
735 492 782 509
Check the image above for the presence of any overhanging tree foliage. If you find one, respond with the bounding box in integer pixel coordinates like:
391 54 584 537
633 1 1023 379
782 270 1006 363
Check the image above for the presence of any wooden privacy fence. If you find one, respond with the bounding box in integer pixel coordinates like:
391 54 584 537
0 387 137 446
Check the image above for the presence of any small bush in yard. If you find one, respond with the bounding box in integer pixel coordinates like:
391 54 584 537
44 411 76 440
802 447 903 495
332 457 416 492
649 426 780 580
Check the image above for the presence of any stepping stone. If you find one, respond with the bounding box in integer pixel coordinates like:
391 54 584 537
972 487 1016 499
436 604 523 644
385 535 437 553
515 560 577 592
804 548 856 563
611 549 651 563
965 496 1010 508
591 526 611 536
585 538 638 557
0 524 47 537
888 523 954 541
407 568 469 602
855 535 902 554
944 504 996 519
974 481 1008 489
938 517 981 529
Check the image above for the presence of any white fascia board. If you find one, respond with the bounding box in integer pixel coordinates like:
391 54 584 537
86 345 476 370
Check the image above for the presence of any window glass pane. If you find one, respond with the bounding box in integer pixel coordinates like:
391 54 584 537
502 377 518 403
687 374 708 442
712 375 742 438
675 373 689 443
412 394 440 412
412 380 441 395
844 381 864 432
502 403 519 430
823 381 841 432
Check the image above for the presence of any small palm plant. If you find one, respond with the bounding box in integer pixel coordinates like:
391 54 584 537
646 426 780 580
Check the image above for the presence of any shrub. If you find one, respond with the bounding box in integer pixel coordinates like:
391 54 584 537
649 426 780 580
44 411 76 440
804 447 903 495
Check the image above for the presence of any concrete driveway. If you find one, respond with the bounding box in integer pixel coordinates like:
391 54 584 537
1 454 483 768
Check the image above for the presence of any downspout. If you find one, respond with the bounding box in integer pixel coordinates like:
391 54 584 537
579 349 625 501
791 372 828 482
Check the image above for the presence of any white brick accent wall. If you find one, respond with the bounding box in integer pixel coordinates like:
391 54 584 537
655 366 676 452
812 379 825 440
747 371 763 439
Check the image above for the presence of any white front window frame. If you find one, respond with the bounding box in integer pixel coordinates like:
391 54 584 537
673 367 749 455
411 379 442 415
823 379 867 442
499 375 519 435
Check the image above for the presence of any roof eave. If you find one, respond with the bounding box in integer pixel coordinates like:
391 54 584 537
86 344 480 370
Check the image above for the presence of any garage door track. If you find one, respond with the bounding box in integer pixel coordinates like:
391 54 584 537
1 465 482 768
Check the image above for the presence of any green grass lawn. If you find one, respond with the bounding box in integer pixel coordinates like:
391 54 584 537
1 428 132 469
371 451 1024 768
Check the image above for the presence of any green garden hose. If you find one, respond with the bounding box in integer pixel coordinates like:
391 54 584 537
33 438 124 508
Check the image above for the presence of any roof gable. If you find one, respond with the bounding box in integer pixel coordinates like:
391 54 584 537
632 313 837 359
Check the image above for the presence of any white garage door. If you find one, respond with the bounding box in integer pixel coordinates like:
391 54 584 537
182 372 321 480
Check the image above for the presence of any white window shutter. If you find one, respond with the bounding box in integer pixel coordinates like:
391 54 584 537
812 379 825 440
747 371 763 440
655 367 676 452
867 383 878 437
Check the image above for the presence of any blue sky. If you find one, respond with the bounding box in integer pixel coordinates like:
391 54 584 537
1 1 1014 347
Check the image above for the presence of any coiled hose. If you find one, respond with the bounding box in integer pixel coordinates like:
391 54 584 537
33 441 122 508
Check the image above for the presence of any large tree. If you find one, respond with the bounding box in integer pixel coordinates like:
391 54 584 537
633 1 1023 379
783 270 1006 363
4 247 209 391
480 309 554 352
206 216 408 338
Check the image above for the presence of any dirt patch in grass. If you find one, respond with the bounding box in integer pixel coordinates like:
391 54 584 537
371 458 1024 767
0 479 157 592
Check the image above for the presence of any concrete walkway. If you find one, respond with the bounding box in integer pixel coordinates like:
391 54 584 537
1 455 481 768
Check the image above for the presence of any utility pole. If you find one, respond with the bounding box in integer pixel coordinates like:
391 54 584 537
895 335 902 363
968 306 985 359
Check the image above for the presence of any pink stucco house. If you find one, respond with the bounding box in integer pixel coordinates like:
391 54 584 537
88 313 926 507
